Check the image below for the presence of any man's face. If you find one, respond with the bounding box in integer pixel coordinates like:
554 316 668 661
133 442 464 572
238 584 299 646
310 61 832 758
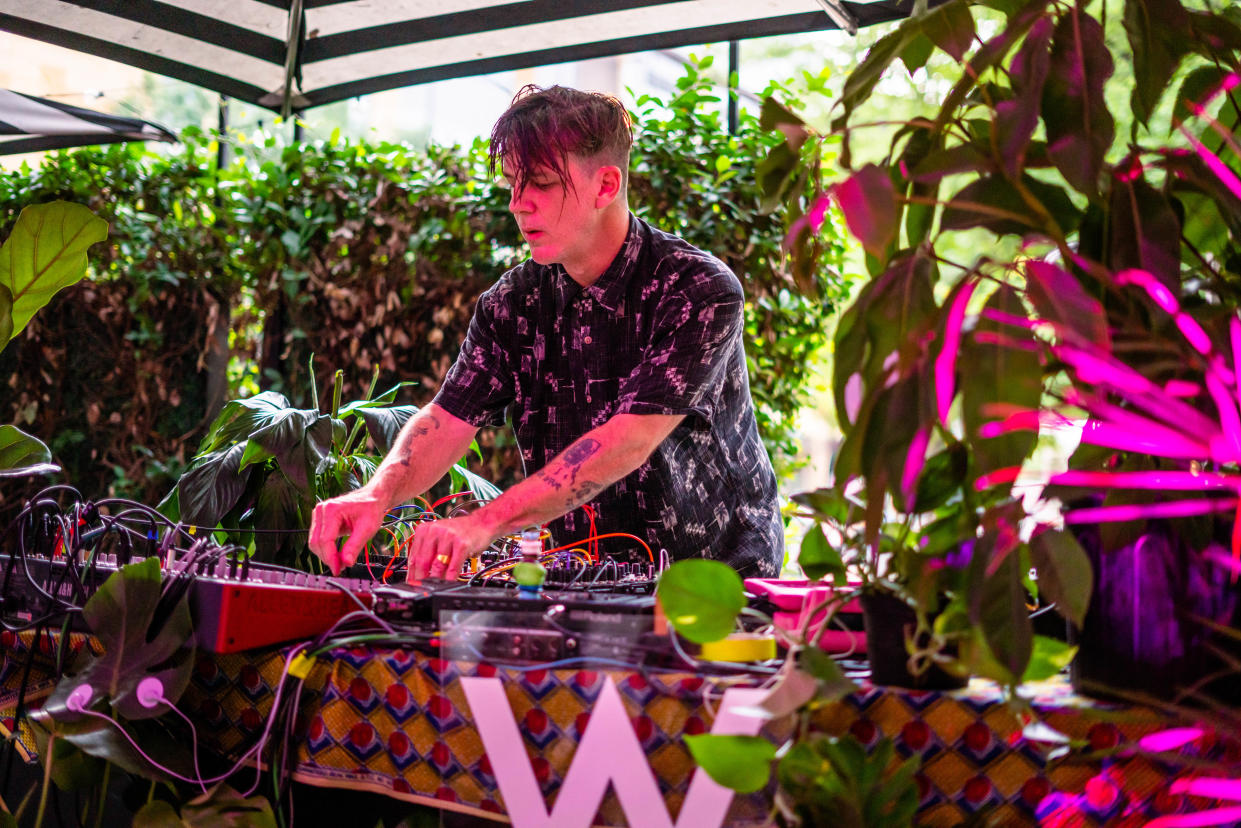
502 155 599 270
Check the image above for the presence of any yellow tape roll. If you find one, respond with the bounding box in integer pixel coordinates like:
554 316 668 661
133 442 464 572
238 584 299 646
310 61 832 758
699 633 777 662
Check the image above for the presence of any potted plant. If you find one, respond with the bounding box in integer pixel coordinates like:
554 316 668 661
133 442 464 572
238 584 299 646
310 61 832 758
758 0 1241 702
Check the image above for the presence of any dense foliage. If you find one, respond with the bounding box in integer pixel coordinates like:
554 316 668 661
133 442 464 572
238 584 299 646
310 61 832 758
0 63 849 513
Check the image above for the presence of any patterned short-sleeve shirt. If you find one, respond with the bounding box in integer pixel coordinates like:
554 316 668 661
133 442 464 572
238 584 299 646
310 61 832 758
432 214 782 577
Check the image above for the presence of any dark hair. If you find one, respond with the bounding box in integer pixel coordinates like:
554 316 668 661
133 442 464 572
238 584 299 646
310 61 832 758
489 84 633 195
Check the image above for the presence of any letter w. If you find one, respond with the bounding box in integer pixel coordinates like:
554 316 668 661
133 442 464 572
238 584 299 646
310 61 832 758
462 676 767 828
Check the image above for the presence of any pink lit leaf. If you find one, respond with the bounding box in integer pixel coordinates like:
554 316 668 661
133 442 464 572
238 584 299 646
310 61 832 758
1063 497 1239 524
834 164 898 259
934 279 978 426
784 194 832 251
1024 260 1107 348
1138 727 1205 753
1049 470 1241 492
1171 776 1241 800
940 174 1075 237
899 427 931 507
1173 66 1235 127
1146 807 1241 828
1116 268 1179 314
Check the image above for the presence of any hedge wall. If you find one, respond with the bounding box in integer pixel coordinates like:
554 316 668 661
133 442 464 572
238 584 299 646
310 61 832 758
0 66 850 514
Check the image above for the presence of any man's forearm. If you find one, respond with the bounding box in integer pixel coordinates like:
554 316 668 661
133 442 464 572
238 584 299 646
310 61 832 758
366 403 478 506
471 413 682 539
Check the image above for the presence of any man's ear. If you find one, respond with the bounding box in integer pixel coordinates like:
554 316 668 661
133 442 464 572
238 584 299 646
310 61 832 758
594 165 623 208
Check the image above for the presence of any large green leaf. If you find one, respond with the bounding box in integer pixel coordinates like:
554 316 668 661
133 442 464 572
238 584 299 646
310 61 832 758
0 424 60 478
656 559 745 644
251 468 311 562
176 443 252 526
449 461 503 503
1041 8 1115 196
240 407 324 490
196 391 294 455
0 201 108 343
1028 528 1092 628
0 283 11 347
685 734 776 794
358 404 418 454
79 558 194 717
1124 0 1191 126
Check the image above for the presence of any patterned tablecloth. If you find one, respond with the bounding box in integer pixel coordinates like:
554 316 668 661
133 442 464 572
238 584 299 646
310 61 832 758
1 628 1233 827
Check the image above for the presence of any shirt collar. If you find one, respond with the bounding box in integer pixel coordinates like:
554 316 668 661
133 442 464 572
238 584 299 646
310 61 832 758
553 213 643 315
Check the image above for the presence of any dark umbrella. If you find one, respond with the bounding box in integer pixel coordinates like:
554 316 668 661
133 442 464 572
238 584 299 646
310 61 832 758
0 88 177 155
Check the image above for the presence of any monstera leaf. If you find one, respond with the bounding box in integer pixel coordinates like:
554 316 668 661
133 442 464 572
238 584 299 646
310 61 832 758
0 201 108 346
33 559 197 781
133 783 278 828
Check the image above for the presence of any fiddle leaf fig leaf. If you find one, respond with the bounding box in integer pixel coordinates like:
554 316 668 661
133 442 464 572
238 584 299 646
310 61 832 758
0 283 12 348
0 424 60 478
0 201 108 343
657 559 745 644
1028 528 1092 628
685 734 776 794
1124 0 1191 126
1042 8 1115 196
835 164 897 260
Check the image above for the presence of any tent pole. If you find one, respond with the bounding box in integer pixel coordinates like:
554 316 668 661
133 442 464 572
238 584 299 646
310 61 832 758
217 95 229 169
727 40 739 135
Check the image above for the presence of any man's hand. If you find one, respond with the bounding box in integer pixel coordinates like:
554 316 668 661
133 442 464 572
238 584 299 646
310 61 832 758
308 487 389 575
406 513 499 580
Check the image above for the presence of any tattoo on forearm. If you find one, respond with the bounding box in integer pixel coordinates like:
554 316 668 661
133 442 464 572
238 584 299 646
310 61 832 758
562 438 601 466
536 468 563 491
570 481 602 502
398 413 441 467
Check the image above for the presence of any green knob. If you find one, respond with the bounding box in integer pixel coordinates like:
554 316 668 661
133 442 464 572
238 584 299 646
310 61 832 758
512 561 547 587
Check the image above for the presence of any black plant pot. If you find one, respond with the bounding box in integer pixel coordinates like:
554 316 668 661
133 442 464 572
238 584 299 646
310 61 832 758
1071 522 1241 705
860 591 968 691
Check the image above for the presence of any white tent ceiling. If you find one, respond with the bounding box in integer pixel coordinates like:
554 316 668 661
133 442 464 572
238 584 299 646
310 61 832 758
0 0 923 113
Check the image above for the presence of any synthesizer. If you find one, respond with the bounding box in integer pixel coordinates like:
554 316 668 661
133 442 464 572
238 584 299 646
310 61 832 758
0 552 374 653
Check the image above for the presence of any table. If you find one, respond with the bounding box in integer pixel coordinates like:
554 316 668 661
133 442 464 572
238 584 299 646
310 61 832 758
1 629 1232 827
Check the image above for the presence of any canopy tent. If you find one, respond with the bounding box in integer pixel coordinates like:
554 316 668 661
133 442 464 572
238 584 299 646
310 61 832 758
0 1 924 116
0 88 177 155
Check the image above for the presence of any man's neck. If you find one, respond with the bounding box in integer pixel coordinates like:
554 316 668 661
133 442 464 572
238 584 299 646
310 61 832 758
563 207 630 289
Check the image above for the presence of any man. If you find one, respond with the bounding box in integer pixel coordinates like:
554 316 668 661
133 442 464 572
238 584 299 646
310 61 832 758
308 85 782 580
